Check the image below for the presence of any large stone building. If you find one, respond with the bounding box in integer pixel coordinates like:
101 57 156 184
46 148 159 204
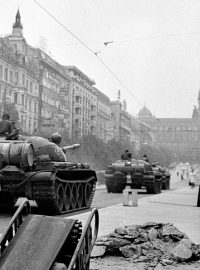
0 10 149 146
65 66 97 140
0 10 39 134
36 50 71 137
95 88 112 142
138 95 200 161
1 10 71 136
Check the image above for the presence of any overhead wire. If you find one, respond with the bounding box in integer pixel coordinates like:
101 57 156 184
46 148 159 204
32 0 143 106
32 0 94 55
31 0 200 149
47 31 200 47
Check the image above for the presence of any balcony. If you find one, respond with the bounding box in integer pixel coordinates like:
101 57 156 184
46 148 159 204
74 102 82 109
74 89 81 97
90 120 96 127
90 110 96 117
91 101 96 108
74 114 82 120
120 124 131 133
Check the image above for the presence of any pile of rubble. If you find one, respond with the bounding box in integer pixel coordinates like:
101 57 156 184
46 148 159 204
91 222 200 267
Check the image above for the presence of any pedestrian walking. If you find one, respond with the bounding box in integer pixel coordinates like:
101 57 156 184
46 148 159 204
181 173 184 181
177 171 179 177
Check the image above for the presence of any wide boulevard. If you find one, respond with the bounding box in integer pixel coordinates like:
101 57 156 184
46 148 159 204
0 170 188 236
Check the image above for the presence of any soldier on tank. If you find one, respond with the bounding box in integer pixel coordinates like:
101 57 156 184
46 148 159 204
0 113 13 139
49 132 62 146
121 149 132 160
142 154 149 163
6 121 19 140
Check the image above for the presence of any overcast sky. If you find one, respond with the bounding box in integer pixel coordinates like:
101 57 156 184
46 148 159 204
1 0 200 118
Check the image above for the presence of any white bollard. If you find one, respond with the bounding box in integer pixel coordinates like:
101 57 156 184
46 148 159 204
123 188 138 207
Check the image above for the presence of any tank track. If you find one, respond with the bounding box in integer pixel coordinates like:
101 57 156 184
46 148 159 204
50 219 82 269
34 176 96 215
0 191 18 211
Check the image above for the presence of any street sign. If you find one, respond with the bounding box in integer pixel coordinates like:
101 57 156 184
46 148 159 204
42 124 55 127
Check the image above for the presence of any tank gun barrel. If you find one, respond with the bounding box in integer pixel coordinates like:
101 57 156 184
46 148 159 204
62 144 80 153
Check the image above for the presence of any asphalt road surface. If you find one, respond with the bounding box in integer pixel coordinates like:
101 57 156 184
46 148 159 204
92 187 149 209
0 170 189 235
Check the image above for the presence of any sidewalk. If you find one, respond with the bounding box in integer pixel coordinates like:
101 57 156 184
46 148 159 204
71 184 200 244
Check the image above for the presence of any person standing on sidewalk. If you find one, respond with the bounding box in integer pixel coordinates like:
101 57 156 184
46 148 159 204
189 169 195 188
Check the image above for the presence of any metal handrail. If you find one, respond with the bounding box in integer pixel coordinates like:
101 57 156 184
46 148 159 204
0 199 31 255
67 208 99 270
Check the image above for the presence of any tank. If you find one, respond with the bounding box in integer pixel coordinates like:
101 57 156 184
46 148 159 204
0 136 97 215
151 163 171 190
104 159 162 194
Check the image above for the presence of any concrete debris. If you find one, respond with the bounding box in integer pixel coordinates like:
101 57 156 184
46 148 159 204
91 222 200 267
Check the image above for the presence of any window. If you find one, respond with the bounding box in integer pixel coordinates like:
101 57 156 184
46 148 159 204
0 65 2 78
21 94 24 106
14 93 18 104
34 121 37 132
29 100 32 112
9 71 13 83
34 101 37 113
4 68 8 81
22 74 25 85
15 72 19 85
25 98 27 109
30 82 33 93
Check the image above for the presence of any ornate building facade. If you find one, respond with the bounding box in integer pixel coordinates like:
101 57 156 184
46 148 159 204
95 88 112 142
138 94 200 161
0 10 150 146
0 10 39 134
65 66 97 140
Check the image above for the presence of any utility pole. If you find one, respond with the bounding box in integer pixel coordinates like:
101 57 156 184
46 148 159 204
197 186 200 207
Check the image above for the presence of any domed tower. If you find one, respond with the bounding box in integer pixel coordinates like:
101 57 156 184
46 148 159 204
138 106 153 121
12 9 23 37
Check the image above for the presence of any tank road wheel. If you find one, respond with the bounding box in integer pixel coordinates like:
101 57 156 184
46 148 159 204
64 184 71 211
146 180 161 194
50 263 67 270
77 183 84 208
55 183 65 212
70 183 78 210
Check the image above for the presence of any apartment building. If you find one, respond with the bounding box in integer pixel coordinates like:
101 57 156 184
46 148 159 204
0 11 39 134
110 100 132 144
95 88 112 142
2 10 72 137
1 10 148 145
65 66 97 140
36 49 71 137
